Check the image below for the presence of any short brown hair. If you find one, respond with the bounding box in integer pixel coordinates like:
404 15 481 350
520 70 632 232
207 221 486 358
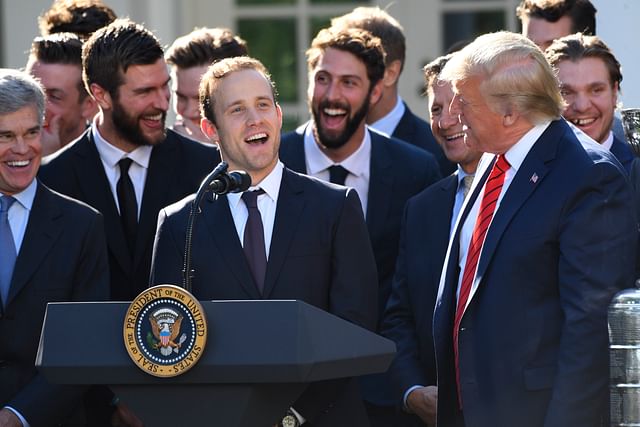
166 27 248 69
516 0 596 35
39 0 116 40
545 33 622 90
199 56 277 126
306 27 386 90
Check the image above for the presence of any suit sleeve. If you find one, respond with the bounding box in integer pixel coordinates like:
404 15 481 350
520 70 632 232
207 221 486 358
150 208 186 287
293 188 378 423
9 211 110 426
544 161 638 426
381 199 431 405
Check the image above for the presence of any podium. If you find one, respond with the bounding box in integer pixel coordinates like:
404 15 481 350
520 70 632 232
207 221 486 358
36 300 395 426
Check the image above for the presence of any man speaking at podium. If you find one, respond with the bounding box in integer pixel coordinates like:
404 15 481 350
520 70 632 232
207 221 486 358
150 56 378 426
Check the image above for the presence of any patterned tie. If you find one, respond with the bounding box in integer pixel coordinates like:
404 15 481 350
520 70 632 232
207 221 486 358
462 175 475 199
117 158 138 254
328 165 349 185
242 189 267 294
0 196 17 308
453 155 510 407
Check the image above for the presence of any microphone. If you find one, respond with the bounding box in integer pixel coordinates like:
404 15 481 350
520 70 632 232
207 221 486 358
208 171 252 195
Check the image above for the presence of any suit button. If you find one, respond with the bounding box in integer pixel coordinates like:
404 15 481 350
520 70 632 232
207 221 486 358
460 327 466 332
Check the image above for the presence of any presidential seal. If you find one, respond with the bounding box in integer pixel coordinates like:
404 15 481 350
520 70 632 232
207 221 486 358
123 284 207 377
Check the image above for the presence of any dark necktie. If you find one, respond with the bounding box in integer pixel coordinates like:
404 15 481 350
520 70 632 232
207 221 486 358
117 158 138 254
0 196 17 308
462 175 475 199
242 189 267 294
454 155 510 408
328 165 349 185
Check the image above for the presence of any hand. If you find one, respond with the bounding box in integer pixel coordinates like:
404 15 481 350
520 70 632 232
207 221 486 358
41 114 63 156
407 385 437 426
111 401 144 427
0 408 22 427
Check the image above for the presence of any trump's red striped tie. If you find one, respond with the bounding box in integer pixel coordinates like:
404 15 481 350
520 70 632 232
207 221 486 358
453 154 510 408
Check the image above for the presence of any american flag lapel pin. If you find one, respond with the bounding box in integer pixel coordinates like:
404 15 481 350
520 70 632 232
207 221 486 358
530 173 538 184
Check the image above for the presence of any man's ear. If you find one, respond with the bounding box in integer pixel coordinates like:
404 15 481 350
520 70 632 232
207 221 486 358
502 106 520 127
201 118 219 143
369 79 385 106
90 83 112 111
80 95 99 122
383 60 402 88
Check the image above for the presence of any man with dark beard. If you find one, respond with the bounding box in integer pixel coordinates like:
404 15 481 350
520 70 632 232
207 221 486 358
38 19 220 426
279 26 441 426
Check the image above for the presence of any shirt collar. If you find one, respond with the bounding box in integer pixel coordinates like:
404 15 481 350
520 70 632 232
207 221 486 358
6 178 38 211
503 121 551 173
227 161 284 209
303 122 371 177
602 130 614 151
91 121 153 169
368 94 405 137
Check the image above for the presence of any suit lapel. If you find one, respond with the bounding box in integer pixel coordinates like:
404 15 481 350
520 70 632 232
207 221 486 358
134 139 177 268
262 169 305 298
74 134 132 273
202 193 261 299
366 132 393 239
279 125 308 174
469 122 562 304
7 184 62 305
391 105 415 142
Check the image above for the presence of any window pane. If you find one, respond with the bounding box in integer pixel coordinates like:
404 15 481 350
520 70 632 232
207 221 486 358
237 0 294 5
310 16 332 40
443 11 505 53
238 19 298 103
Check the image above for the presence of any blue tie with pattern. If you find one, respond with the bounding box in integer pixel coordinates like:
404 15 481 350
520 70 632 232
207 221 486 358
0 196 17 308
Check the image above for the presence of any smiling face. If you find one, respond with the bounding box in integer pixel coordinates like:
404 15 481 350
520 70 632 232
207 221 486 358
0 105 42 195
429 80 480 173
95 58 170 152
26 61 89 145
449 76 508 154
557 57 617 144
201 68 282 185
308 47 381 159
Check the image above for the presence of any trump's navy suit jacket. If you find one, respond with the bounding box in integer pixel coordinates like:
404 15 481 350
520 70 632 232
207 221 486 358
39 128 220 300
150 167 378 426
0 182 109 427
433 119 638 427
382 174 458 405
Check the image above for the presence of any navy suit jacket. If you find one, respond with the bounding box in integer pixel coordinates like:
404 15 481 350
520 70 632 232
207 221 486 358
279 124 441 407
39 128 220 300
150 167 378 426
0 183 109 426
433 119 638 427
382 174 458 405
392 103 456 177
610 134 634 174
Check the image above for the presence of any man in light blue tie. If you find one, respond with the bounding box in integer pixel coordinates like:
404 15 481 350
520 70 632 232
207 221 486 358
0 68 109 427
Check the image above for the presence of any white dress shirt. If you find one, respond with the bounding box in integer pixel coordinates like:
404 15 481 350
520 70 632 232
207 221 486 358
92 122 152 218
227 161 283 258
303 124 371 216
369 94 405 137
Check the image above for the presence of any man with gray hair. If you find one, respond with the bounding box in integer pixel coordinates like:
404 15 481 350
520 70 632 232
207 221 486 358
432 31 637 426
0 68 109 426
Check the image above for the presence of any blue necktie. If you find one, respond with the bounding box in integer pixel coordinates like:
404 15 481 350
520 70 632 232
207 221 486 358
0 196 17 308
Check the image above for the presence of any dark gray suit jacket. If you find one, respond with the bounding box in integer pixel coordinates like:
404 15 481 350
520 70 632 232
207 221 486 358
0 182 109 426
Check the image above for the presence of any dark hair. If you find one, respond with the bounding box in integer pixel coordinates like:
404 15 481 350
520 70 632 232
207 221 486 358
199 56 277 126
38 0 117 41
82 18 164 98
28 32 88 100
516 0 596 35
166 27 248 69
306 27 386 89
331 6 404 71
545 32 622 89
423 53 454 95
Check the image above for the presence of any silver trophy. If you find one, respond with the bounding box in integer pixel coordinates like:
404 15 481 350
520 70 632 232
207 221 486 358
621 108 640 157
